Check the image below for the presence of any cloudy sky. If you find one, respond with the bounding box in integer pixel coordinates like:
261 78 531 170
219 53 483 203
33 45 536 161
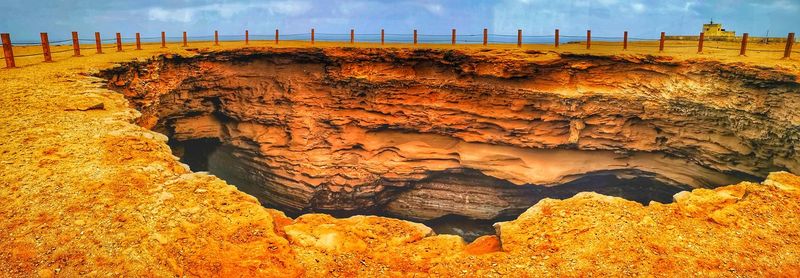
1 0 798 41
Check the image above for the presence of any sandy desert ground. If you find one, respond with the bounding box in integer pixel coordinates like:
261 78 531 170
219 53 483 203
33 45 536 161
2 40 800 276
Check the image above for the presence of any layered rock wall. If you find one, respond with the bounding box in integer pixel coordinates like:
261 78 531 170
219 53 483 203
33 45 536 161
101 48 800 219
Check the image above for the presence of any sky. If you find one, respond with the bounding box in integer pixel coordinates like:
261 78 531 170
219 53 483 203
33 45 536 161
1 0 799 41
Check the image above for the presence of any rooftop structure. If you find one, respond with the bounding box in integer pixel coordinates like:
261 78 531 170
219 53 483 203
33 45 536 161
703 20 736 37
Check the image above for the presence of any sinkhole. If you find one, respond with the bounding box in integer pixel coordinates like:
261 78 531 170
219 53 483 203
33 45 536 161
169 137 694 241
101 47 795 242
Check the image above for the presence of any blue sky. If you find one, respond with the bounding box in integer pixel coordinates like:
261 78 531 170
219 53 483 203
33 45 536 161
1 0 798 41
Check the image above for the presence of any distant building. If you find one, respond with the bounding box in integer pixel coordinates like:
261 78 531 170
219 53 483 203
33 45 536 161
702 20 736 38
666 20 793 43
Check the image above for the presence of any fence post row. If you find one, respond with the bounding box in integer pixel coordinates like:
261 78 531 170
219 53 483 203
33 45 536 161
740 33 748 56
94 32 102 54
116 33 122 52
71 31 81 57
41 32 52 62
1 28 797 70
555 29 559 48
586 30 591 49
623 31 628 50
1 33 13 68
698 32 705 53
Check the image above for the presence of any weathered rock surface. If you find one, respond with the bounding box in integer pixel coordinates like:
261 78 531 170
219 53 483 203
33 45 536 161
273 172 800 276
102 48 800 220
4 44 800 276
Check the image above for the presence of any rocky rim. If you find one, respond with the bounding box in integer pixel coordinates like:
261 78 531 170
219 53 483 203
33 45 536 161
103 48 796 219
1 46 799 277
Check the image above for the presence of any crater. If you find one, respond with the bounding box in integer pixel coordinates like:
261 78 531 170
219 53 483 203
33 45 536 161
100 47 798 241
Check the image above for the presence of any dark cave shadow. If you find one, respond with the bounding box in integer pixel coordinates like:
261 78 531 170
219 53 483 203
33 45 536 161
170 138 728 242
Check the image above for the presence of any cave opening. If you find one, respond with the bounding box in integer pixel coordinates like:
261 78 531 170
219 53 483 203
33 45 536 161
169 138 221 172
100 49 786 243
389 168 692 241
168 138 692 242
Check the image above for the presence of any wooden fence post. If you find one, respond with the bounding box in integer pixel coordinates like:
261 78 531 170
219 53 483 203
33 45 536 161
245 30 249 45
94 32 102 54
517 29 522 48
483 28 488 46
1 33 14 68
72 31 81 57
311 28 315 45
135 33 141 50
116 33 122 52
381 29 385 45
623 31 628 50
739 33 748 56
452 29 456 45
698 32 704 53
215 30 219 46
413 29 418 46
659 32 665 52
275 29 279 44
161 31 166 48
586 30 591 49
350 29 354 44
784 33 795 59
183 32 187 47
555 29 559 48
41 33 53 62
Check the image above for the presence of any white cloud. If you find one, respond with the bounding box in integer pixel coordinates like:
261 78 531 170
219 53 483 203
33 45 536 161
631 3 646 13
335 1 369 16
422 3 444 15
269 1 313 15
147 1 312 23
148 7 190 23
750 0 799 12
597 0 619 6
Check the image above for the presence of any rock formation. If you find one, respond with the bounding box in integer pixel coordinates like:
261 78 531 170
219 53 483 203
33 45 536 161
4 43 800 276
101 48 800 220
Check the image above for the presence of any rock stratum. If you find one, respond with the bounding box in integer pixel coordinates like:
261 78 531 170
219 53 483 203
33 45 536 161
103 48 799 221
1 45 800 276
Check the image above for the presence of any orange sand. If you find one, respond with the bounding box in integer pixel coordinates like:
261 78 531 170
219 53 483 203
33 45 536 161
1 41 800 277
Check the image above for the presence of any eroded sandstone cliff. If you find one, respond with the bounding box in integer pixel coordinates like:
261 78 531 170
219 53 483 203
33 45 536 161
101 47 800 220
4 43 800 276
